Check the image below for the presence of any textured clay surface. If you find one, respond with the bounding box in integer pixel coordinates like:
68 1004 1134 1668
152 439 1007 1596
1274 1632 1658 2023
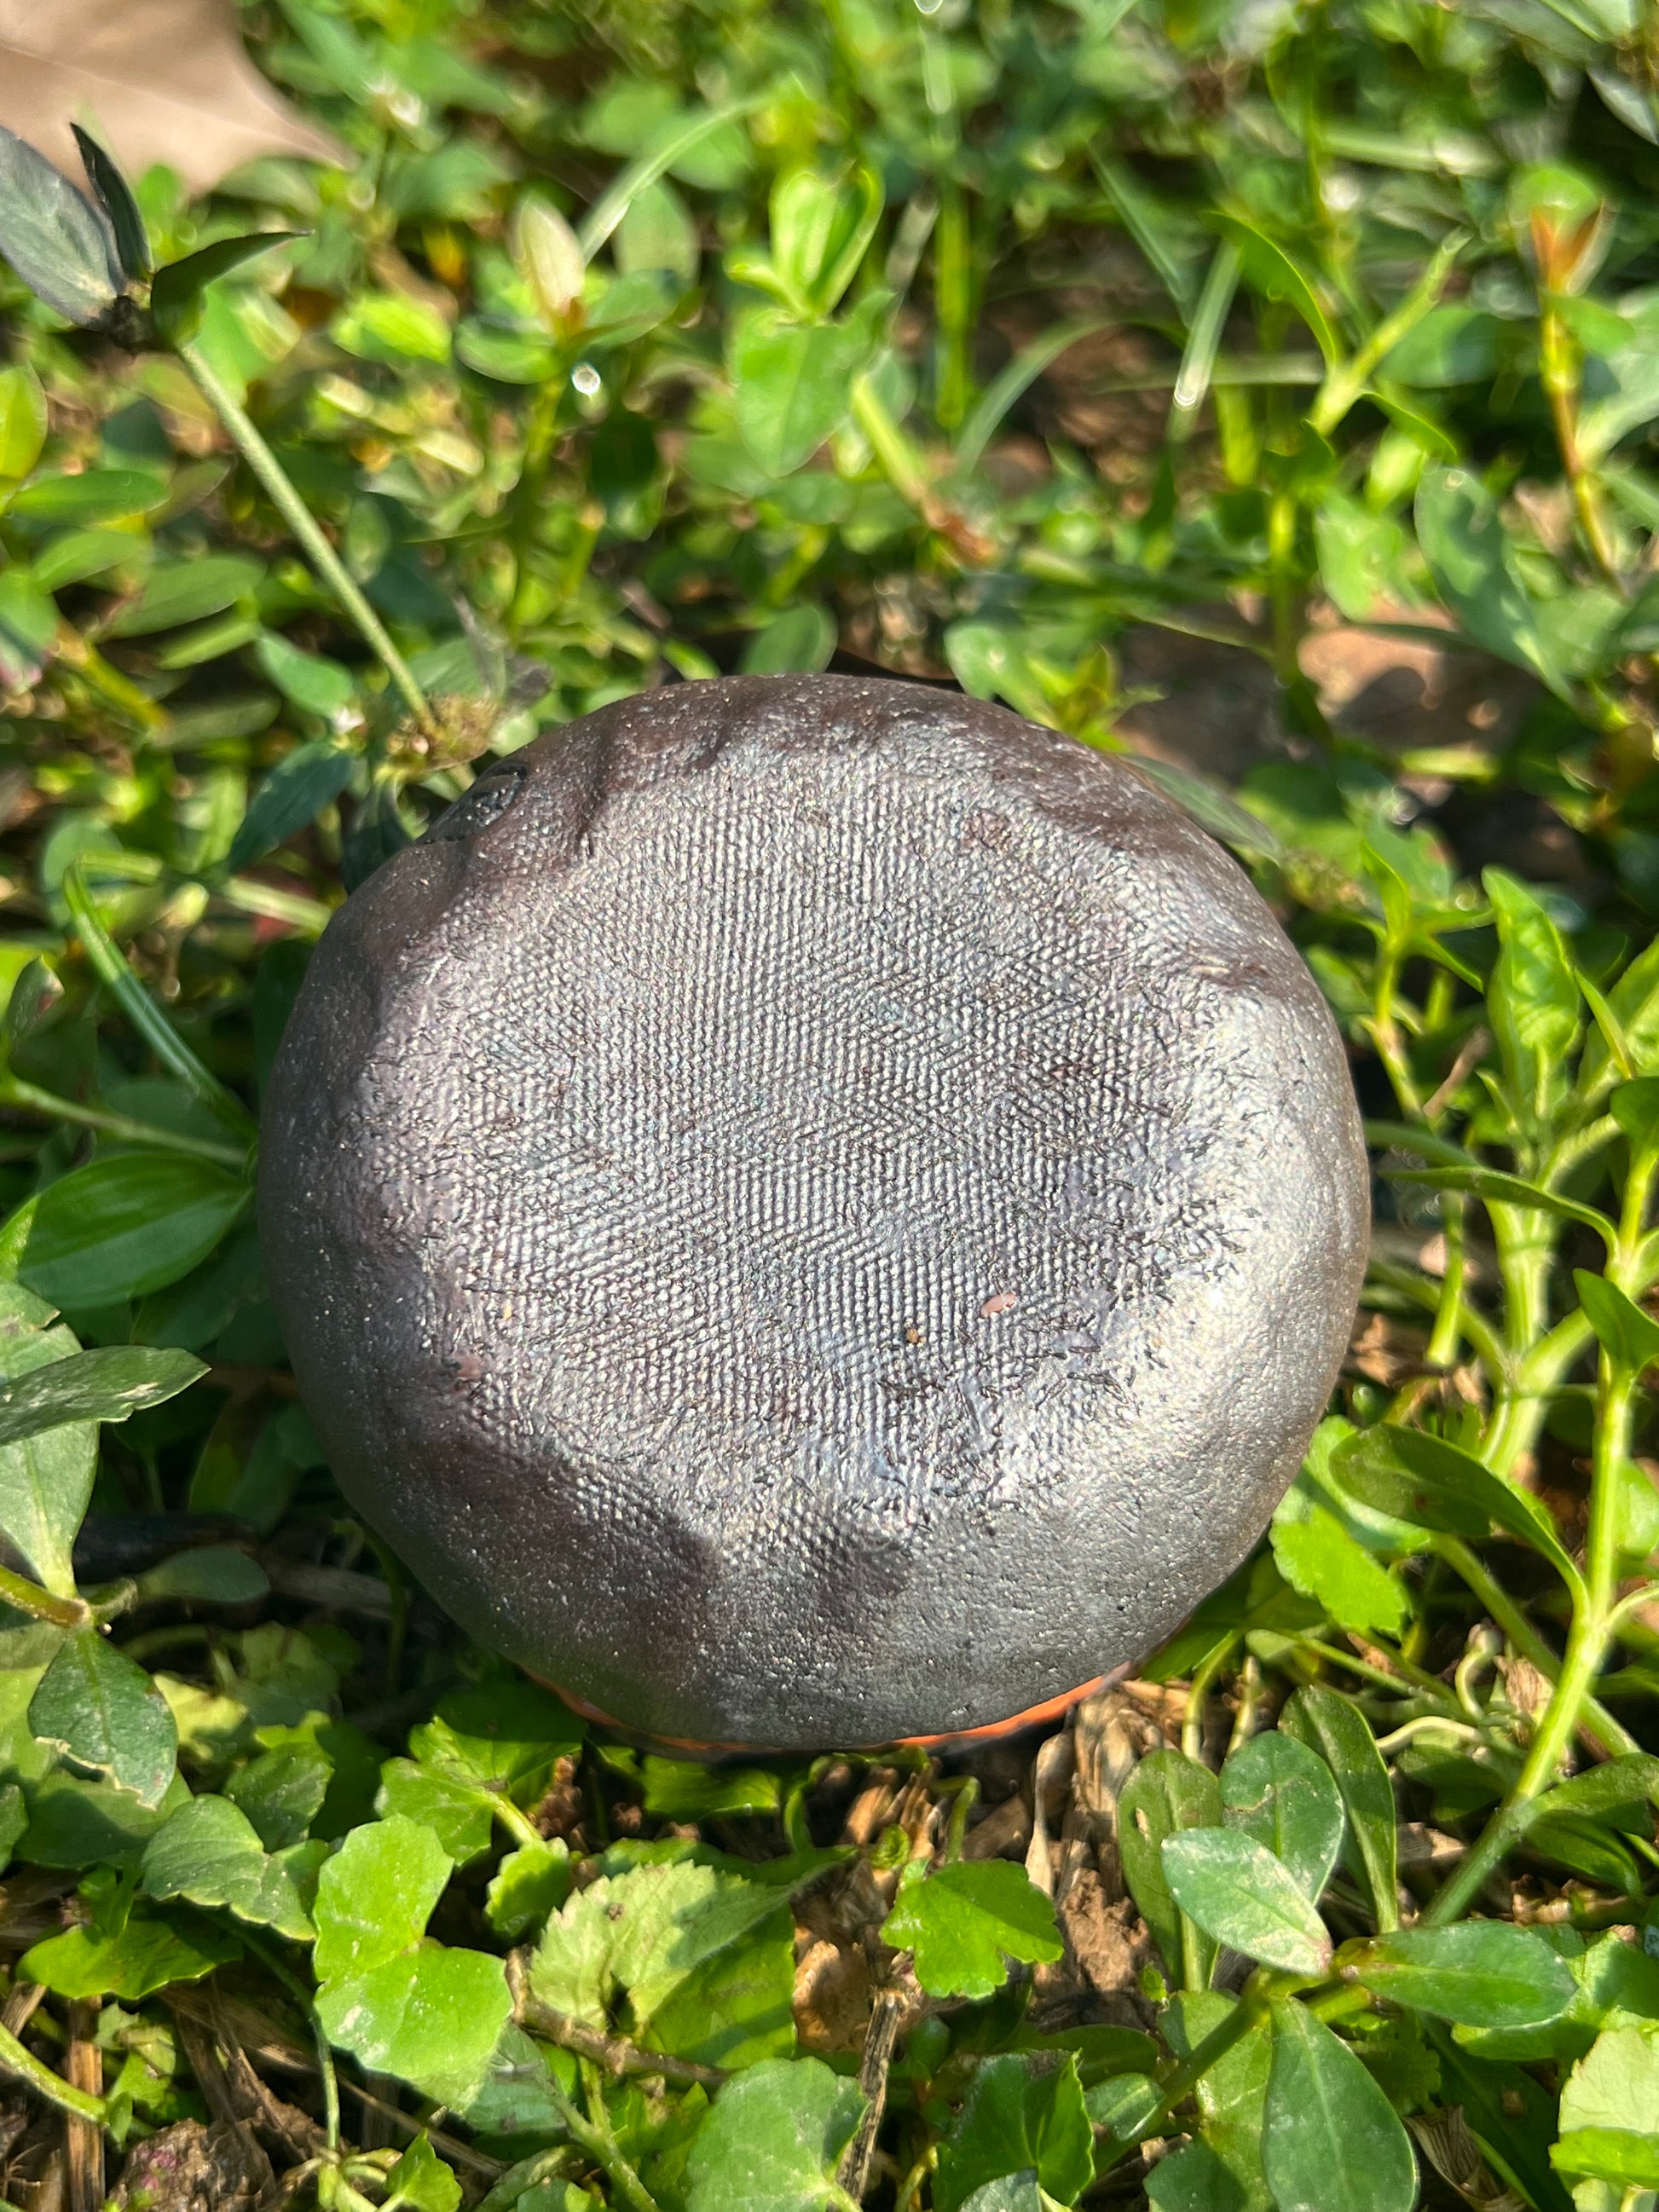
259 674 1368 1747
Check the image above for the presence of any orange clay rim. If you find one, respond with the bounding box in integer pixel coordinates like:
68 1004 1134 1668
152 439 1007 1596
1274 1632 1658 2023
528 1670 1114 1759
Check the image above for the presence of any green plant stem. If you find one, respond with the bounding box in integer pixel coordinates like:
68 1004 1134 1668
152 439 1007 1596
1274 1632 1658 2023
1096 1976 1272 2174
552 2061 662 2212
0 1559 87 1627
1308 230 1465 436
0 2017 108 2124
1425 1364 1636 1924
0 1073 247 1169
176 337 434 736
1538 294 1623 588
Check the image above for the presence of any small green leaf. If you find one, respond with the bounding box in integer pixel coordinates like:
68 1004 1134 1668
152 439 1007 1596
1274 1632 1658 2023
225 1739 332 1851
0 565 58 691
251 631 360 719
485 1837 572 1939
685 2056 864 2212
1220 1731 1346 1903
20 1908 239 2000
511 193 586 331
383 2134 462 2212
104 554 264 638
731 305 881 476
30 1632 178 1808
226 737 356 873
1161 1829 1332 1977
151 233 298 348
411 1679 585 1806
641 1756 782 1818
0 1344 205 1450
141 1792 318 1939
1350 1922 1575 2027
71 126 150 283
0 361 48 482
0 124 121 325
7 468 168 523
1262 2001 1418 2212
1270 1480 1410 1640
133 1546 269 1607
934 2052 1094 2212
1117 1749 1223 1986
17 1156 250 1308
315 1944 512 2105
375 1758 495 1866
1332 1424 1583 1594
881 1858 1062 2000
0 1299 95 1597
1280 1686 1398 1934
1554 2025 1659 2184
312 1815 451 1982
1415 469 1568 695
1575 1270 1659 1375
329 290 453 366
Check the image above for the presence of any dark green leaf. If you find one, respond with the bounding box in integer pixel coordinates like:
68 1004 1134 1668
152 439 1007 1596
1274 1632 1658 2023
1162 1829 1332 1976
1220 1731 1345 1903
141 1792 317 1938
934 2053 1094 2212
881 1858 1063 2000
133 1546 269 1606
18 1156 250 1308
0 124 121 325
1575 1270 1659 1374
1117 1749 1223 1985
19 1909 238 1999
70 127 150 283
29 1632 178 1807
1351 1923 1575 2026
1280 1687 1398 1933
151 233 299 347
1262 2001 1417 2212
1332 1424 1582 1591
225 1740 332 1851
104 554 264 638
1415 468 1567 693
0 1298 95 1597
227 738 356 872
0 566 57 691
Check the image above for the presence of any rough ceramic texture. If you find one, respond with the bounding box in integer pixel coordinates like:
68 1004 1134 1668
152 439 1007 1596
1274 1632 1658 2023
259 674 1368 1747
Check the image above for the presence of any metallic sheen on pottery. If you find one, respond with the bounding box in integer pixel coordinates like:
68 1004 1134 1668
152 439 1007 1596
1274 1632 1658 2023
259 674 1368 1747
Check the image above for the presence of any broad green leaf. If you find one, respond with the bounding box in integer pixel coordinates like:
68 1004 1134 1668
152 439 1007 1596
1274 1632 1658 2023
1351 1923 1575 2027
410 1678 585 1806
1332 1424 1583 1593
934 2053 1094 2212
251 632 359 720
141 1791 318 1938
19 1908 239 1999
0 124 120 324
1379 305 1500 387
1213 213 1338 362
375 1757 495 1866
0 564 57 690
134 1546 269 1607
382 2134 462 2212
103 553 264 637
1414 468 1567 694
1262 2001 1417 2212
225 1739 332 1851
1575 1270 1659 1375
315 1944 512 2105
1270 1479 1410 1639
0 360 47 481
0 1343 205 1450
616 178 699 284
731 305 880 476
1554 2025 1659 2186
0 1297 95 1596
738 604 837 676
485 1837 572 1939
312 1813 452 1981
1157 1991 1272 2212
18 1156 250 1308
1529 1753 1659 1822
1220 1732 1346 1903
1280 1687 1398 1933
29 1632 177 1807
151 232 298 347
1162 1829 1332 1977
1117 1748 1223 1986
685 2056 864 2212
7 469 168 523
882 1858 1062 2000
1552 2126 1659 2187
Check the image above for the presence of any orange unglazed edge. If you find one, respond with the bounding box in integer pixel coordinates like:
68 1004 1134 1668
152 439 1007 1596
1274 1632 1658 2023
528 1669 1116 1759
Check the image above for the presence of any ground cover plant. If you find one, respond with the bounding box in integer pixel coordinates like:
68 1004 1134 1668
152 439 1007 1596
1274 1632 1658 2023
2 0 1659 2205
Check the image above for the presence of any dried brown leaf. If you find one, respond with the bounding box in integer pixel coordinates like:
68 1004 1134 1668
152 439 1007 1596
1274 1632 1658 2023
0 0 344 198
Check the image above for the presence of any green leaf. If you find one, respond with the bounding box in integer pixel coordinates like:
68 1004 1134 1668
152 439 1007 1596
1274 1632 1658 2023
0 565 58 690
252 631 360 719
375 1757 495 1866
17 1156 250 1308
20 1908 239 1999
1213 213 1339 363
70 126 150 284
1261 2001 1417 2212
1552 2126 1659 2187
225 737 356 872
641 1755 782 1818
1220 1732 1346 1903
1414 468 1568 694
1350 1923 1575 2027
141 1792 318 1939
134 1547 269 1607
411 1678 585 1806
7 469 168 523
1280 1687 1398 1933
511 193 585 330
104 554 265 638
881 1858 1063 2000
312 1814 451 1981
315 1945 512 2105
0 1343 205 1450
0 124 121 325
151 233 298 348
383 2134 462 2212
738 604 837 676
29 1632 178 1808
0 361 48 482
485 1837 572 1939
225 1740 332 1851
1485 867 1582 1127
1529 1752 1659 1822
1575 1269 1659 1374
1554 2025 1659 2184
731 306 881 476
1332 1424 1583 1592
0 1299 95 1597
1161 1829 1332 1977
1117 1749 1223 1986
1269 1480 1410 1639
934 2053 1094 2212
330 290 453 366
685 2056 864 2212
1384 1164 1613 1244
1156 1991 1273 2212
